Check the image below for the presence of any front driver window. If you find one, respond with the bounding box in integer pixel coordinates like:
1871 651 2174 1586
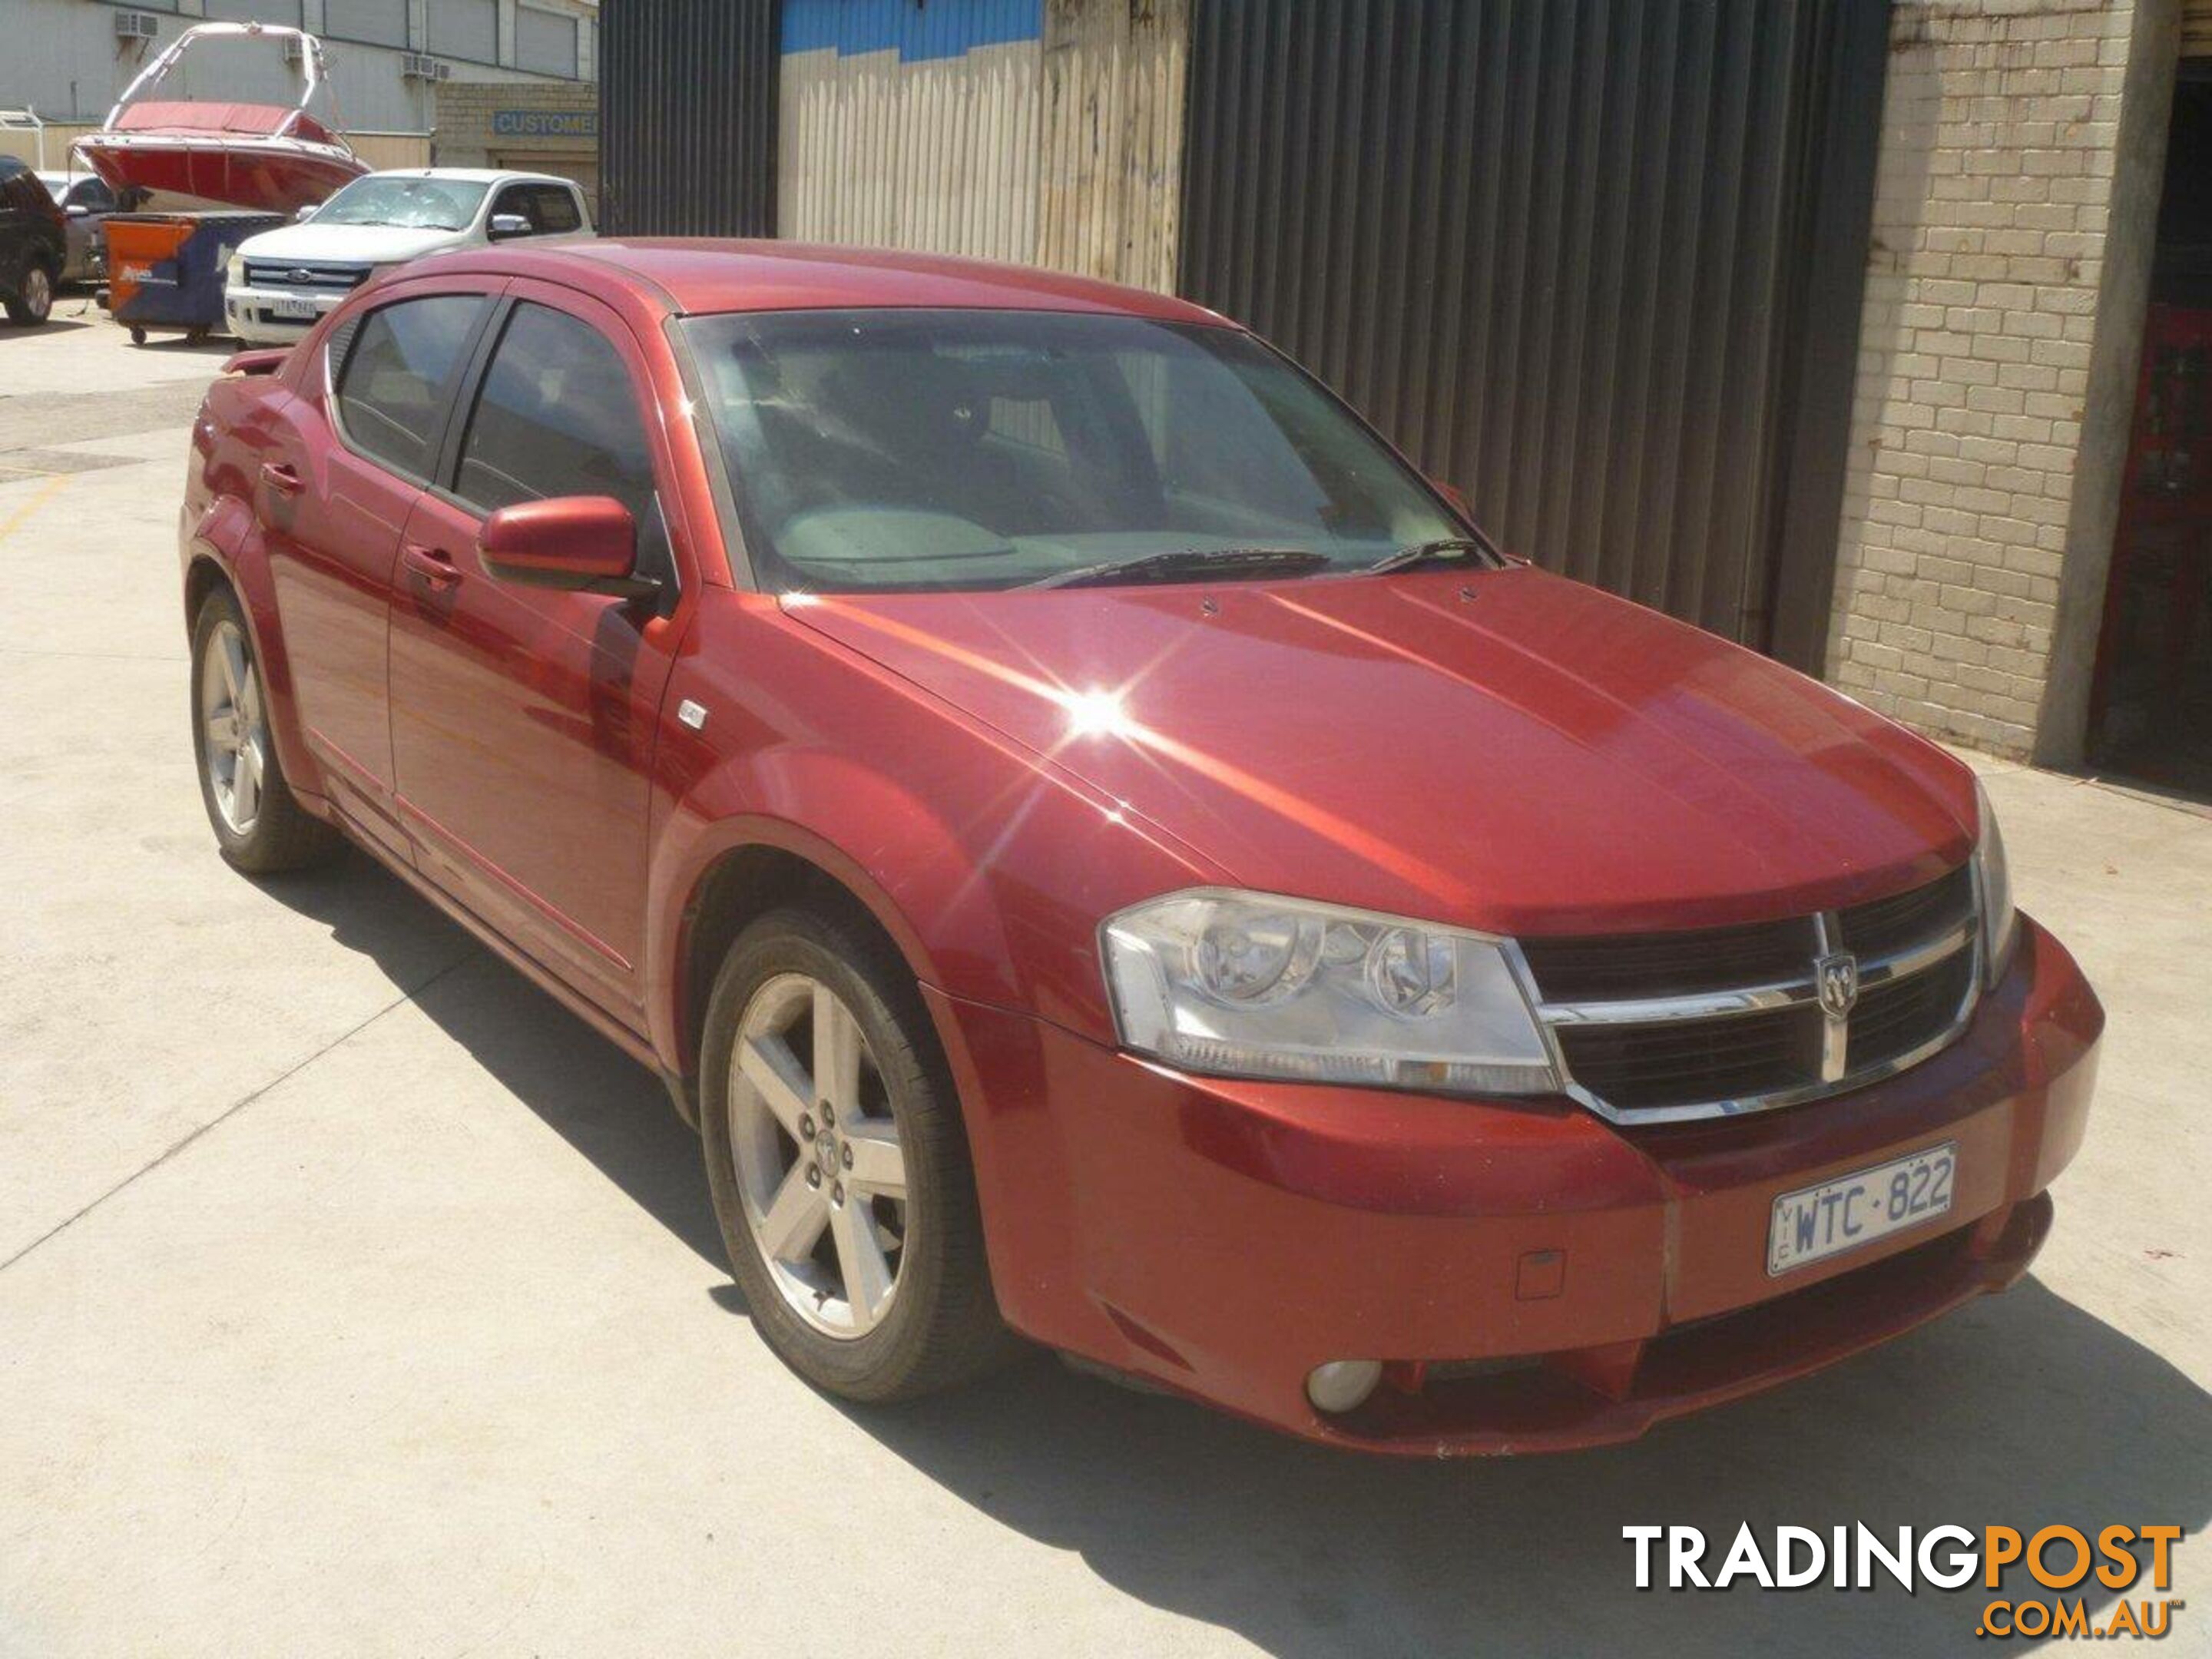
453 301 674 588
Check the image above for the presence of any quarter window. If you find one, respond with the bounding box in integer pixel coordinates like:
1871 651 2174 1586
455 302 673 587
333 295 488 478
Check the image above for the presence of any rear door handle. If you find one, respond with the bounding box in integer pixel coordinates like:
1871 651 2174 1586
259 462 301 495
400 541 460 591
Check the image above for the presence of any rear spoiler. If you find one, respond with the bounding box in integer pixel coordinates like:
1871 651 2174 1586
222 348 290 376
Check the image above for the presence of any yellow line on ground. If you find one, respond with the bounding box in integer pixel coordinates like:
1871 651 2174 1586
0 473 70 544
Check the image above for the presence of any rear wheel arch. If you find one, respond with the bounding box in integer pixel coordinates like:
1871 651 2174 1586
184 551 235 630
183 542 322 803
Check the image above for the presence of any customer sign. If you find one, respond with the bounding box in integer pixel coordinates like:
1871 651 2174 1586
490 110 598 138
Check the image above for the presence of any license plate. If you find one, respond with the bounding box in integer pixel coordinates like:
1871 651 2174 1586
269 295 321 320
1767 1142 1957 1276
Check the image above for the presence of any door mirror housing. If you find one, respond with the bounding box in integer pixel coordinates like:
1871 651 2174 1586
294 203 318 223
487 212 532 241
1429 475 1473 520
478 496 653 598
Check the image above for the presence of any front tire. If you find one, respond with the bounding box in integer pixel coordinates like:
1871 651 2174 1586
5 262 53 326
700 906 1012 1402
190 587 339 873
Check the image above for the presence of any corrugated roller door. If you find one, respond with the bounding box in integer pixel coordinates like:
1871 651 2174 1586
2188 0 2212 58
1180 0 1888 655
598 0 777 235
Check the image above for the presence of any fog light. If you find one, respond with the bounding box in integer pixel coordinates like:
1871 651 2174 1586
1305 1359 1383 1415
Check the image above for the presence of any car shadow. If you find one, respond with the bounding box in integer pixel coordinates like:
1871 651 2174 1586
258 849 2212 1655
254 847 724 1268
5 314 97 336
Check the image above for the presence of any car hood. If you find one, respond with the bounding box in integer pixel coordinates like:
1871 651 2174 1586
784 568 1977 936
234 222 465 266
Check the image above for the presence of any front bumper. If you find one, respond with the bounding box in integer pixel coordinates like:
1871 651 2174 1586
222 282 335 346
927 917 2101 1455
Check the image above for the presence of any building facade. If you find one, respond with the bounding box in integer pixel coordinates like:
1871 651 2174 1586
0 0 597 173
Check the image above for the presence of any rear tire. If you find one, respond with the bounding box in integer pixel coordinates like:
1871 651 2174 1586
4 262 53 326
190 587 340 874
700 906 1015 1402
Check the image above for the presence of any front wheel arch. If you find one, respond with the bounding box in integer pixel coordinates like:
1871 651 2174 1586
673 842 949 1118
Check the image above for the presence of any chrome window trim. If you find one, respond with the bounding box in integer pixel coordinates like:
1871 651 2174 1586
1509 874 1985 1127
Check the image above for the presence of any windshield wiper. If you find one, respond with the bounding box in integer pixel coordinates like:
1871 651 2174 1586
1359 538 1491 576
1023 546 1333 591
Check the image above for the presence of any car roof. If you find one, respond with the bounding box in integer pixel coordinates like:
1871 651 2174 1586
426 237 1230 325
359 167 578 187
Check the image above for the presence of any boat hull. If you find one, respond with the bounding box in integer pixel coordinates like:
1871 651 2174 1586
78 133 366 214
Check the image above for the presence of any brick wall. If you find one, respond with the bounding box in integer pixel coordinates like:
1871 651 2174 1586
432 79 598 167
1825 0 2142 757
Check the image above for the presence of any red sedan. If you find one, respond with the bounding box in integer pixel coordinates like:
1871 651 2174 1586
180 240 2102 1454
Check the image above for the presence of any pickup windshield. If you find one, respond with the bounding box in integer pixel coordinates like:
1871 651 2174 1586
681 309 1484 594
313 176 487 230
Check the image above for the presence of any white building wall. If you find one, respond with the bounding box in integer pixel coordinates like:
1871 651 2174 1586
0 0 594 131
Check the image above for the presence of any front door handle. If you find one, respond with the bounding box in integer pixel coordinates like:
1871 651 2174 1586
400 541 460 591
259 462 301 495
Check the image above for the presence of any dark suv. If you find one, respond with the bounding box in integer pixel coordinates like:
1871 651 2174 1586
0 156 66 326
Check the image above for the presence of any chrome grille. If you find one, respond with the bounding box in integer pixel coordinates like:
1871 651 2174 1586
243 260 369 292
1518 866 1981 1124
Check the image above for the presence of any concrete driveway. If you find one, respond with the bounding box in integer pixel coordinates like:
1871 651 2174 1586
2 315 2208 1657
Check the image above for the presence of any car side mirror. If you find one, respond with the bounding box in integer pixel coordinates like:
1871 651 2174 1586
487 212 532 241
478 496 654 598
295 203 318 222
1429 476 1473 519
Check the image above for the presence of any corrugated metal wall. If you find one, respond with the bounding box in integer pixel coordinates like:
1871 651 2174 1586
1181 0 1889 657
778 0 1044 263
598 0 777 236
2188 0 2212 58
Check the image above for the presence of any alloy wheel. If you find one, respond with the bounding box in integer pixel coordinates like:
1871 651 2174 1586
199 617 267 836
726 972 910 1339
22 266 51 321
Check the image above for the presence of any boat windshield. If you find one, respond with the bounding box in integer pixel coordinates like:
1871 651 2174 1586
313 176 488 231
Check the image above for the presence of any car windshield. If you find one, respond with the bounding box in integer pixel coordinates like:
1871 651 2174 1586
681 309 1481 593
313 176 487 230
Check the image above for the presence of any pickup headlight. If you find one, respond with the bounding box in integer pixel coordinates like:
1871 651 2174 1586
1972 780 2018 986
1101 890 1558 1094
225 248 244 286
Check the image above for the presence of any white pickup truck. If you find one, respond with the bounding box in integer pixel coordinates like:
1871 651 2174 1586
224 167 592 345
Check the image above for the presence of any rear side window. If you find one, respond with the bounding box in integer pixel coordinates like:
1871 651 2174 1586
333 295 488 478
455 301 673 585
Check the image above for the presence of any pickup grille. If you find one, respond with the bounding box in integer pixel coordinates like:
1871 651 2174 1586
242 260 370 292
1520 865 1982 1123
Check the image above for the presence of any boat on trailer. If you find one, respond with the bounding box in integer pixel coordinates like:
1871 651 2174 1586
75 22 367 215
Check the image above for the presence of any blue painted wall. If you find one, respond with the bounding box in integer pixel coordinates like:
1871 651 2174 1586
780 0 1043 61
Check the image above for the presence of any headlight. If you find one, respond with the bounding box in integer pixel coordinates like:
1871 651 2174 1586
1101 890 1558 1094
225 249 244 286
1972 780 2018 986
